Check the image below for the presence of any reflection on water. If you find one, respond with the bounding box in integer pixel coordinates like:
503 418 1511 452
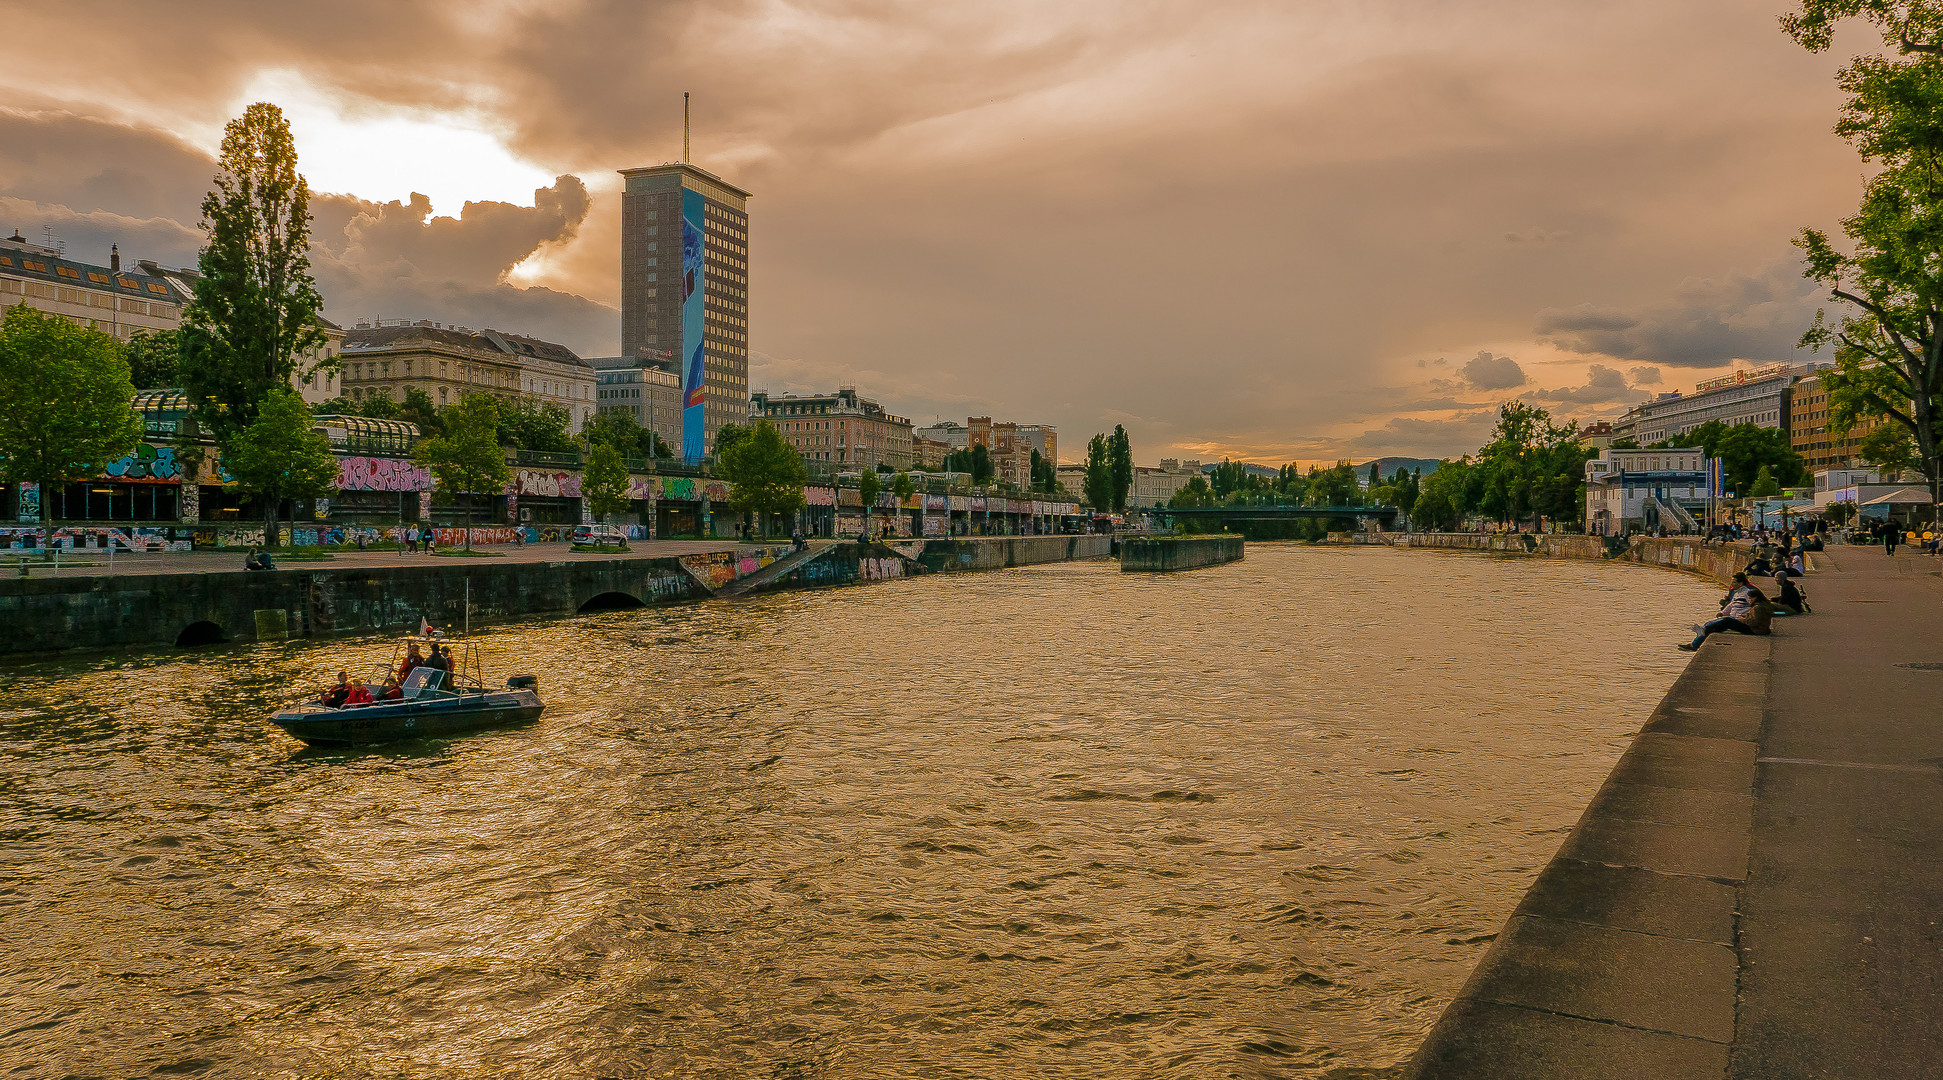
0 545 1713 1078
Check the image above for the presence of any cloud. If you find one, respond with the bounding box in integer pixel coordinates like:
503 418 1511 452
308 177 618 354
1534 265 1822 369
1525 363 1637 405
1345 412 1499 457
1461 350 1527 390
0 0 1863 461
1628 365 1662 385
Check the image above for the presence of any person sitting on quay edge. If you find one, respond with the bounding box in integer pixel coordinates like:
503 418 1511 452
1772 571 1810 616
1681 572 1774 651
1743 551 1774 578
323 670 352 708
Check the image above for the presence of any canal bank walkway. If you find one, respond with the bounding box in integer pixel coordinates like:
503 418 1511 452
3 539 747 578
1410 543 1943 1079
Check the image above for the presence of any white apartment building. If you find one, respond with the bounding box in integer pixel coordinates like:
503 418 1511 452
1584 447 1709 534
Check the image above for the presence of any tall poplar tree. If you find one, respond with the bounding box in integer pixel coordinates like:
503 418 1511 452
1108 425 1133 512
179 102 327 545
417 393 512 552
1083 434 1113 511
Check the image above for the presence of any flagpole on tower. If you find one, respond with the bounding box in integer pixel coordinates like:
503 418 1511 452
683 92 690 163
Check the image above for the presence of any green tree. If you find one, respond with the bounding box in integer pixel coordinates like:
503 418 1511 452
970 442 994 486
1082 434 1112 510
1169 475 1213 508
858 466 881 535
720 420 807 538
892 470 916 503
400 386 442 437
1859 422 1920 475
494 398 574 453
1308 461 1361 507
124 328 181 390
1749 464 1781 498
583 410 667 461
1787 5 1943 500
1108 425 1133 512
713 422 749 460
582 441 631 525
177 102 327 544
0 304 141 524
1367 462 1381 488
222 387 339 547
416 392 511 551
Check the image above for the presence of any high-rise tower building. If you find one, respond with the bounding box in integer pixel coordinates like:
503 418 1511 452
618 162 751 463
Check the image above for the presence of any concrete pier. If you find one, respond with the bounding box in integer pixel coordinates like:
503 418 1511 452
1406 542 1943 1078
1118 534 1244 571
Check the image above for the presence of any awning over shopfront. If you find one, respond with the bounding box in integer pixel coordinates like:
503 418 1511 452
1861 487 1935 506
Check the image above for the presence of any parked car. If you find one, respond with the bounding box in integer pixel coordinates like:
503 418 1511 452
571 524 628 546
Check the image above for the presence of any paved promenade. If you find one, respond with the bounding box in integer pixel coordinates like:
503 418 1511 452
1410 543 1943 1078
6 539 747 577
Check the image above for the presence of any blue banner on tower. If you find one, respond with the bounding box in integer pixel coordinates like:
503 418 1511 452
680 188 707 464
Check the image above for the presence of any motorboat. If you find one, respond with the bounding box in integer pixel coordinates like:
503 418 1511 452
269 632 543 746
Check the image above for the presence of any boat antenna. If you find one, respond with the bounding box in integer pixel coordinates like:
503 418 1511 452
464 577 470 638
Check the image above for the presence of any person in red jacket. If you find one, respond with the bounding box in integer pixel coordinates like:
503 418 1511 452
343 681 374 706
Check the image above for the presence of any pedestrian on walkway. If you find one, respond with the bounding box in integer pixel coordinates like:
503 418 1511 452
1885 521 1902 556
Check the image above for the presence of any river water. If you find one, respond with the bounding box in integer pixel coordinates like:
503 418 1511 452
1 544 1715 1079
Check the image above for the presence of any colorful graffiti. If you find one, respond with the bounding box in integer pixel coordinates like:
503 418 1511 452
102 443 181 483
806 486 837 507
509 469 581 498
16 482 38 522
338 456 430 492
681 552 740 590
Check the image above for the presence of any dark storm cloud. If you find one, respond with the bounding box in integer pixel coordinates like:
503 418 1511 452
0 0 1866 458
1628 365 1663 385
1534 265 1824 369
1460 351 1527 391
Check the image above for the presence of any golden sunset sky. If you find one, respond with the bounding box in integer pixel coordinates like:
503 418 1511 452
0 1 1872 464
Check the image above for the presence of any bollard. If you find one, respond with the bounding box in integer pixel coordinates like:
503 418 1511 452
254 609 289 641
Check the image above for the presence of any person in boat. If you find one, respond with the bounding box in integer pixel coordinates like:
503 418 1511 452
377 676 404 701
323 670 351 707
425 645 451 674
1681 573 1773 651
397 643 425 682
343 680 375 706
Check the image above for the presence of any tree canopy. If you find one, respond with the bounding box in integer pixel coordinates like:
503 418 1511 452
1108 425 1133 512
124 329 181 391
0 303 141 523
583 410 670 461
582 442 631 523
223 388 339 546
1788 2 1943 497
178 103 326 447
720 420 806 536
415 392 511 550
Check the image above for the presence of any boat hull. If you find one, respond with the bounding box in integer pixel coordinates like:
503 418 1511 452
270 690 543 746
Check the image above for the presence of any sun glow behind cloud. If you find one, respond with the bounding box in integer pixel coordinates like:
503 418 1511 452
232 71 554 216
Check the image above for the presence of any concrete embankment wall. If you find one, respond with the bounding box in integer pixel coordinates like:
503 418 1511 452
1118 534 1245 572
1398 532 1762 1076
0 535 1114 657
1405 532 1745 586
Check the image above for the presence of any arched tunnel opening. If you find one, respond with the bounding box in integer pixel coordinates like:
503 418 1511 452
578 591 646 612
175 621 228 647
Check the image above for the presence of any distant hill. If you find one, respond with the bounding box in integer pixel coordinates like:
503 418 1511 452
1354 457 1441 478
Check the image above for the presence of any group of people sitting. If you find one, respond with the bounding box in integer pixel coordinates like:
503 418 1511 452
1681 569 1810 651
318 642 458 707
